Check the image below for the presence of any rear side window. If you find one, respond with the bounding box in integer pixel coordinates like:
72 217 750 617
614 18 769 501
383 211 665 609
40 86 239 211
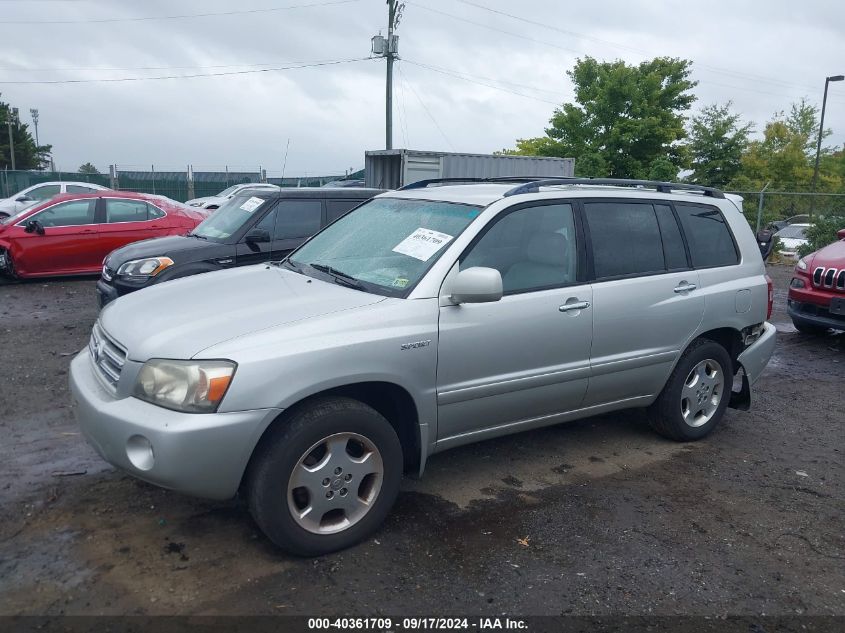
106 199 152 223
67 185 99 194
327 199 362 223
584 202 664 279
654 204 689 270
674 203 739 268
274 200 322 240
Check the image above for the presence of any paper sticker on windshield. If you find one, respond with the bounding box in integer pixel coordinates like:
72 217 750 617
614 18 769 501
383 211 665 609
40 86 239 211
392 277 409 288
239 196 264 213
392 228 454 262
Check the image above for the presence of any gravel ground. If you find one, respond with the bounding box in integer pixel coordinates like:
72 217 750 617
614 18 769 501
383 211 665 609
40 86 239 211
0 264 842 616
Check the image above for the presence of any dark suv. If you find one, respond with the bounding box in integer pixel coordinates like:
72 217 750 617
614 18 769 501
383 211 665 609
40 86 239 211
97 187 384 307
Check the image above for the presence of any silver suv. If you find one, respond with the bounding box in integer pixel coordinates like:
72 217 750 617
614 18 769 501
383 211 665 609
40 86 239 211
70 178 776 556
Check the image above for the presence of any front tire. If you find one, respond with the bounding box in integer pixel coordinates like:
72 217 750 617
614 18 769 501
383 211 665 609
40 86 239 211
648 339 732 442
248 397 403 556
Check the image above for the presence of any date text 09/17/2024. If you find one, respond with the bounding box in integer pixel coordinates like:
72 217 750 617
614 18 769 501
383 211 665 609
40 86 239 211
307 618 528 630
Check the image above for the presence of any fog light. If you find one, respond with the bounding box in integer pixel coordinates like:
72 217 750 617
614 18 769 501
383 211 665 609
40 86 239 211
790 278 805 289
126 435 155 471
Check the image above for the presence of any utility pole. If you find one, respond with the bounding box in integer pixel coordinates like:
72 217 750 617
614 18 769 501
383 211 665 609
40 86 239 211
372 1 403 150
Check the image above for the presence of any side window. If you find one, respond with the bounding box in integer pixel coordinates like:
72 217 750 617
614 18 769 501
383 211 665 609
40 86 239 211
274 200 322 240
674 203 739 268
67 185 99 194
654 204 689 270
27 199 95 227
106 199 150 223
28 184 61 201
584 202 664 279
326 199 361 224
148 204 165 219
462 203 577 294
252 207 277 234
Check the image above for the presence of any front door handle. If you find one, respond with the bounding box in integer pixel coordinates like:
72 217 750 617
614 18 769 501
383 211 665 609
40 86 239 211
79 229 97 235
559 300 591 312
673 282 697 294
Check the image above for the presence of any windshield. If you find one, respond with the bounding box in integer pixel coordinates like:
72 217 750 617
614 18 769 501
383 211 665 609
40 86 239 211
1 201 42 225
289 197 482 296
191 193 269 241
777 225 808 239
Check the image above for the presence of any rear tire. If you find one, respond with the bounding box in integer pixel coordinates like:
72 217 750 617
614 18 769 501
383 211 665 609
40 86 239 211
791 318 828 336
648 339 732 442
247 397 403 556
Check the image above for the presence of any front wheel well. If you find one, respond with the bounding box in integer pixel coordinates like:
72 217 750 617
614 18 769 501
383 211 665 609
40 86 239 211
243 382 421 490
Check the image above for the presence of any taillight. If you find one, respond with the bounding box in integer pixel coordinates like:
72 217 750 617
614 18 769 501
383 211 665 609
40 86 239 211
765 274 774 320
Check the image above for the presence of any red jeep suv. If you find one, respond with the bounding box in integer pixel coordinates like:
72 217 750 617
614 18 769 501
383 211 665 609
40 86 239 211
787 227 845 333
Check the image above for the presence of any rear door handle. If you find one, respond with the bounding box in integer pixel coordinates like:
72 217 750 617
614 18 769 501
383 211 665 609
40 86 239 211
79 229 97 235
674 283 697 293
559 300 591 312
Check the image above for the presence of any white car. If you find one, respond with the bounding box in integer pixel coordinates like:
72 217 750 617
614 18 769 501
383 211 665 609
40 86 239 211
775 223 810 259
185 183 280 210
0 181 110 218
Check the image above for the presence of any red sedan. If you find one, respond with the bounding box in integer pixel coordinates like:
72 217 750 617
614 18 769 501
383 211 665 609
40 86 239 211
0 192 211 279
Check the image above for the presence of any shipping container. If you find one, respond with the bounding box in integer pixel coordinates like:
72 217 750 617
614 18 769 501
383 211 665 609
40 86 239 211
365 149 575 190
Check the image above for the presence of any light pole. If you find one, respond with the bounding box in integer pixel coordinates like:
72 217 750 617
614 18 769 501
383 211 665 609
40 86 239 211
6 107 19 171
809 74 844 219
30 108 39 147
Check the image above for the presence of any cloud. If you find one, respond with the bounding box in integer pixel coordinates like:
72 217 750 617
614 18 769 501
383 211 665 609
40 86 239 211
1 0 843 175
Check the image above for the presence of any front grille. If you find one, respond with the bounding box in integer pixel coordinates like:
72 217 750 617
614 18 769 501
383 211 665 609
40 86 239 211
812 266 845 292
89 322 127 389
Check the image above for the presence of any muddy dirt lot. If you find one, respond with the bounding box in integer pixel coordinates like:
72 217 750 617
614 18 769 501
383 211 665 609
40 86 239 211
0 264 842 616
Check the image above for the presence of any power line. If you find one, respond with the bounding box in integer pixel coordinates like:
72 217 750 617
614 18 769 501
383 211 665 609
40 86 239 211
0 57 374 84
398 62 455 151
403 59 560 105
451 0 827 95
0 0 359 25
405 59 567 98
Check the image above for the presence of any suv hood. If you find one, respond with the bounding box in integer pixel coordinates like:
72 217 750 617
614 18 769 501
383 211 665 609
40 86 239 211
105 235 214 268
808 238 845 268
99 265 385 361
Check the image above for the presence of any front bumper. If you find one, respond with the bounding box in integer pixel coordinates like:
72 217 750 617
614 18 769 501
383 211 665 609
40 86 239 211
69 351 282 499
788 300 845 331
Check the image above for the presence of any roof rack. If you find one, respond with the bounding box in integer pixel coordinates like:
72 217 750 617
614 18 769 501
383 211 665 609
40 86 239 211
503 178 725 199
397 177 552 191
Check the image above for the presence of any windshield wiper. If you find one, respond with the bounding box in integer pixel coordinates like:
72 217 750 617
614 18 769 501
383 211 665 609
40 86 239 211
276 259 300 271
308 263 366 290
187 232 208 240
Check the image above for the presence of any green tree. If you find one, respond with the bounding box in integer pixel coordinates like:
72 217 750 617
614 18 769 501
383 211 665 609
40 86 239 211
78 162 100 174
503 56 697 178
686 102 752 188
0 94 51 170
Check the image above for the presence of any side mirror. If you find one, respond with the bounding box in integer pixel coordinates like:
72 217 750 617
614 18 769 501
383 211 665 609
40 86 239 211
838 228 845 240
450 267 503 304
244 228 271 243
24 220 45 235
15 195 33 203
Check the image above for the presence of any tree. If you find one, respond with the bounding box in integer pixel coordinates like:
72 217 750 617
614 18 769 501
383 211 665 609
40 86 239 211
686 102 752 188
502 56 697 178
78 162 100 174
0 94 52 170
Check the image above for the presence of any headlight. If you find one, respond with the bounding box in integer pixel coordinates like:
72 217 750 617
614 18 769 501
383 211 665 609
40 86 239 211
133 359 236 413
117 256 174 277
796 257 808 271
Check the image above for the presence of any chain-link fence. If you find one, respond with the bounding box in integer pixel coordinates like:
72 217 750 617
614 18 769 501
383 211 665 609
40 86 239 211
1 167 350 202
727 190 845 231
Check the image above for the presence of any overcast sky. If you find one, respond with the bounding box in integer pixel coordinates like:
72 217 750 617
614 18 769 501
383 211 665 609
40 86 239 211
1 0 844 177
